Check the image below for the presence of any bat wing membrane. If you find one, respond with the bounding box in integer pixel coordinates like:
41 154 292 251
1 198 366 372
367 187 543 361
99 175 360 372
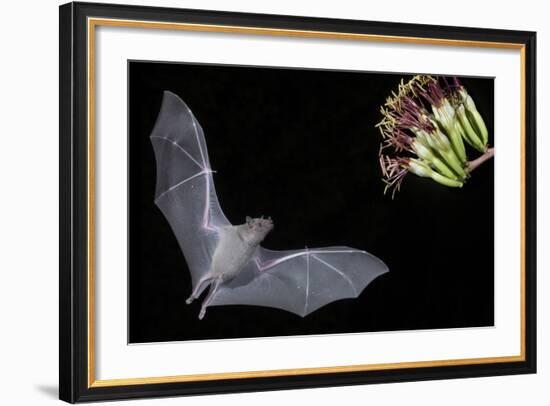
150 91 231 287
209 246 388 317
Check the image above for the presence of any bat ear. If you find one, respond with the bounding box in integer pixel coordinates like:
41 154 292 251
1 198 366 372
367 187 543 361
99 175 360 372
245 216 252 224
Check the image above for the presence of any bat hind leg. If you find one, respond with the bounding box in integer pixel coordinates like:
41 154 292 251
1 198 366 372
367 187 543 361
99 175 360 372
198 277 222 320
186 274 213 305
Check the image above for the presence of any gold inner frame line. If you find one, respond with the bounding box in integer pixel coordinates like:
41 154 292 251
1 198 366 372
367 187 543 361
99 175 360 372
87 17 527 388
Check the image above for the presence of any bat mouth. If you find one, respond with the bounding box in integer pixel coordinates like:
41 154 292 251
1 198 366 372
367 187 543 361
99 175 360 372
258 217 274 233
261 221 274 230
258 215 273 225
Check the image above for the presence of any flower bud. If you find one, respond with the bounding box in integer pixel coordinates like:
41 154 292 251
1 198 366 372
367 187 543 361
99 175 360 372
456 105 486 152
409 159 463 188
412 140 458 180
459 88 489 146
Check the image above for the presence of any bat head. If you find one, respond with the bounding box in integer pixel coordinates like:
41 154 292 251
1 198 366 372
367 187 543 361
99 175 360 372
245 216 274 244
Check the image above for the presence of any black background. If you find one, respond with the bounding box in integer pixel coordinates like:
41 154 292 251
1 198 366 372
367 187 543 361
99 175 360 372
128 61 494 343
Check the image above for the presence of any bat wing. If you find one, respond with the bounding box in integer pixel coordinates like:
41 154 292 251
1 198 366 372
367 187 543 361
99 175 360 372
209 246 389 317
150 91 231 287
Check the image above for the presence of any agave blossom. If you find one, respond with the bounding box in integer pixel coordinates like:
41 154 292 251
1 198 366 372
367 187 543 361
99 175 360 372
377 75 494 197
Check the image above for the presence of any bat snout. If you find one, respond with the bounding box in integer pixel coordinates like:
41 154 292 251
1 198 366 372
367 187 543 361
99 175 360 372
262 218 274 231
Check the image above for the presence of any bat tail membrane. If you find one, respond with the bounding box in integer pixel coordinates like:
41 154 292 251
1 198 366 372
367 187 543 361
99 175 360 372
149 91 232 290
208 247 389 317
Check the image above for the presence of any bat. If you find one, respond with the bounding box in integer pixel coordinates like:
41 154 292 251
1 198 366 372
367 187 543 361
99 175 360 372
150 91 389 320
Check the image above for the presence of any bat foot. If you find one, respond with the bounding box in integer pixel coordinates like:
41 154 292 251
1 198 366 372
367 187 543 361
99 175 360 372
198 308 206 320
185 296 194 305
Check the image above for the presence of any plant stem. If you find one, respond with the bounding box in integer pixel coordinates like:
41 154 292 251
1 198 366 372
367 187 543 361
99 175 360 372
467 147 495 172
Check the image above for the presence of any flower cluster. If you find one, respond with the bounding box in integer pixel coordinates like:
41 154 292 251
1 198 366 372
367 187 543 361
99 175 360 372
377 75 491 197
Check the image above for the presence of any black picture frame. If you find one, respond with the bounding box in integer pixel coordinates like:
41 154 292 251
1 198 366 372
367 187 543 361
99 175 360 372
59 1 537 403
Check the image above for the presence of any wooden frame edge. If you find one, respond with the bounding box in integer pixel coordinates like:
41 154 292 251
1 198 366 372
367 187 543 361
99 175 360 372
86 16 529 388
59 2 536 402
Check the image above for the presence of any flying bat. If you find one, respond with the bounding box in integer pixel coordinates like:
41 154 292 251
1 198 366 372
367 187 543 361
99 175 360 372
150 91 389 320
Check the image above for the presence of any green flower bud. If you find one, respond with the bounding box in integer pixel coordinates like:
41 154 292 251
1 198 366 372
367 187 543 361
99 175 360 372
413 140 459 180
456 105 486 152
408 159 432 177
413 128 466 179
432 99 466 163
459 88 489 146
409 159 463 188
